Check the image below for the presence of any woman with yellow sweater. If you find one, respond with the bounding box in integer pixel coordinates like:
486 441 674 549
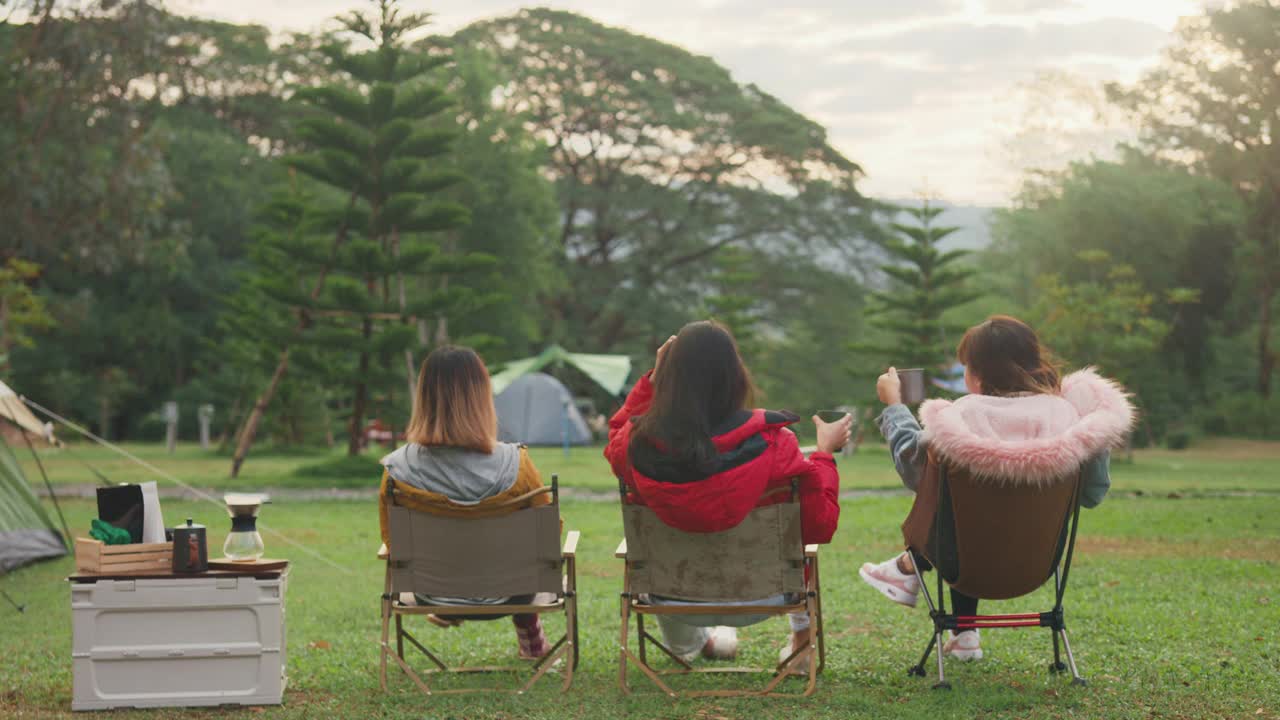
377 345 552 659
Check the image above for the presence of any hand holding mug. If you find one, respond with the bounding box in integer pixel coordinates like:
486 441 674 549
877 367 902 406
813 412 853 454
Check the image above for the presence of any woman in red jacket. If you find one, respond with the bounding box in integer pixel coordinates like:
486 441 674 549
605 320 851 668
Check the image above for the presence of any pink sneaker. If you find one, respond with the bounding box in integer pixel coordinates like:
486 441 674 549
859 555 920 607
943 630 983 661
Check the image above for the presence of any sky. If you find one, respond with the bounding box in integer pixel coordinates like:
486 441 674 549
171 0 1206 206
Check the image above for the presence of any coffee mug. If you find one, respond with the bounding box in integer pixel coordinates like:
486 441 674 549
897 368 926 405
816 410 850 424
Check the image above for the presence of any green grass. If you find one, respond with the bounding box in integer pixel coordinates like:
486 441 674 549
4 442 1279 718
23 436 1280 494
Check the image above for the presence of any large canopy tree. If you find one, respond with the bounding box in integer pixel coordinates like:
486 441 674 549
1108 0 1280 396
447 8 881 353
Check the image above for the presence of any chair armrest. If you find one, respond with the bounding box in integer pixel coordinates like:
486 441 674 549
377 543 389 560
614 538 627 558
562 530 580 558
804 544 818 558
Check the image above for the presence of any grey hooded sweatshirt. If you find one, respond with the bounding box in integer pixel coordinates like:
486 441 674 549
380 442 522 504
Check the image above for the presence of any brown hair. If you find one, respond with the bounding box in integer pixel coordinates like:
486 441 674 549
630 320 756 474
405 345 497 453
957 315 1061 396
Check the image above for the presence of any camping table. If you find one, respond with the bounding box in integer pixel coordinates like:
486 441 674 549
68 563 289 711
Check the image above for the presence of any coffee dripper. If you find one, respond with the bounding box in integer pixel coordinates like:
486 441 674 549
222 493 268 561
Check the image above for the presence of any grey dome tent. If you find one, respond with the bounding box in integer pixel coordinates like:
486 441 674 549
495 373 592 446
0 381 67 575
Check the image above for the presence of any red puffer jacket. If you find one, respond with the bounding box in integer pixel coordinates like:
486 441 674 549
604 372 840 545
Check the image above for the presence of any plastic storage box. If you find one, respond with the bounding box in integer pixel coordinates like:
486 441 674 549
70 570 287 711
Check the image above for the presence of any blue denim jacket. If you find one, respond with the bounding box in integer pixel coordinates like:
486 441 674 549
877 403 1111 508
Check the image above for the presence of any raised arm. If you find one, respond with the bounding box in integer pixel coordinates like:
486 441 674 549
878 404 929 491
603 371 654 478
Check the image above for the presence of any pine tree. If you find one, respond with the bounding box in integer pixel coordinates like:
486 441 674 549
283 0 484 455
857 203 981 388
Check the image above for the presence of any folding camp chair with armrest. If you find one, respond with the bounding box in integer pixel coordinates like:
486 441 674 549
903 461 1087 690
615 480 825 698
378 475 579 695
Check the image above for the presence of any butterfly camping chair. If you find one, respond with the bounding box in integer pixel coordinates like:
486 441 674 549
902 459 1088 690
378 475 579 695
615 480 825 698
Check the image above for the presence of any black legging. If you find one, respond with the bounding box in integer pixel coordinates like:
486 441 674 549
912 554 980 628
950 589 978 624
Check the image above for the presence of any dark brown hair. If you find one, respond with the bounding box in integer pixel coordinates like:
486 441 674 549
629 320 756 473
957 315 1061 396
405 345 497 453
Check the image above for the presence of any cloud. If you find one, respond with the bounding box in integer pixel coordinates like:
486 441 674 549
851 17 1169 68
172 0 1180 203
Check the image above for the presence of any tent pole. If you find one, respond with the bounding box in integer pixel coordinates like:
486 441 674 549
13 430 72 550
0 588 25 613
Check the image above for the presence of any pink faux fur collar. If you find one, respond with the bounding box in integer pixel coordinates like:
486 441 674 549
918 368 1135 485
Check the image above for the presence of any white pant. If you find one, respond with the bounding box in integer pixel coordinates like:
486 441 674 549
648 594 810 658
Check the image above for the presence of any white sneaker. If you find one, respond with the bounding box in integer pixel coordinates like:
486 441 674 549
859 555 920 608
678 626 739 663
943 630 983 661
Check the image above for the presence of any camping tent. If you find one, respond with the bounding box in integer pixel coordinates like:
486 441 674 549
0 381 68 575
490 345 632 397
0 380 58 447
495 373 592 446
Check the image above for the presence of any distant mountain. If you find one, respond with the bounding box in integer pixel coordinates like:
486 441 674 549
880 198 996 252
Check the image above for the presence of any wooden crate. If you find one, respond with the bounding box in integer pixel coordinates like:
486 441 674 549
75 538 172 575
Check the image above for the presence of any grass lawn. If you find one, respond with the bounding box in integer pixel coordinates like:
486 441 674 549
20 435 1280 494
3 441 1279 718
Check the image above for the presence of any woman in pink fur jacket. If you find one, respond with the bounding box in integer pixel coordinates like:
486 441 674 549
858 315 1134 662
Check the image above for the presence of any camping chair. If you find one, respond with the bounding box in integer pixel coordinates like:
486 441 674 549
902 461 1087 690
378 475 580 695
615 480 825 697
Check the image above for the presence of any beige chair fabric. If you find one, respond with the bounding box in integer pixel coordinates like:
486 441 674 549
387 503 562 598
621 502 804 602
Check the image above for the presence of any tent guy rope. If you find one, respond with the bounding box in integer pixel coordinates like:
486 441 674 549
21 396 358 576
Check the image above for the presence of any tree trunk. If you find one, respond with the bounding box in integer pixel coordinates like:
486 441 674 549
347 318 373 456
394 230 415 397
1260 279 1275 398
98 395 110 443
230 348 289 478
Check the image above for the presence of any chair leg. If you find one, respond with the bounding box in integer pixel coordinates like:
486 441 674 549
908 632 936 678
618 595 632 695
395 614 405 660
1051 627 1067 674
1058 627 1087 687
812 558 826 675
636 613 648 666
932 629 950 690
379 602 391 692
562 596 577 692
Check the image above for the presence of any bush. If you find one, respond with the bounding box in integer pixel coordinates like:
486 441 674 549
1196 394 1280 439
1165 428 1194 450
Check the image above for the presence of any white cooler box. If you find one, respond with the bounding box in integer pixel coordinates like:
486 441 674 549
70 571 287 711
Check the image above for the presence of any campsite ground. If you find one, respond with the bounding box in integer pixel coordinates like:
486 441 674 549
4 441 1279 719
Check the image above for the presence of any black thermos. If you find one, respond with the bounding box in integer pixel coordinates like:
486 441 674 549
171 518 208 573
